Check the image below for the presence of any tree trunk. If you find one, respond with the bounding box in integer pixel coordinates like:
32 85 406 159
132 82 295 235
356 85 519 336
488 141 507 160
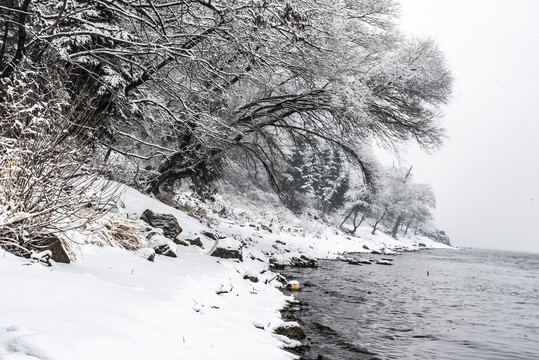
404 221 411 236
1 0 32 78
391 215 403 238
0 17 10 65
352 212 366 234
340 206 355 228
372 208 387 235
414 220 420 235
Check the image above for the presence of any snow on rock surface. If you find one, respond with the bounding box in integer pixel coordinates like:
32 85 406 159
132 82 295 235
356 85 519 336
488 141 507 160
210 237 243 261
0 185 452 360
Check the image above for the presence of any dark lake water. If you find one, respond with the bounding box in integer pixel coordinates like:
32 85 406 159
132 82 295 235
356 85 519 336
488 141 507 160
282 248 539 359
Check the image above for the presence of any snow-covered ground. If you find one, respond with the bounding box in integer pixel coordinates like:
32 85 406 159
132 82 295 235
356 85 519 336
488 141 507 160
0 186 451 360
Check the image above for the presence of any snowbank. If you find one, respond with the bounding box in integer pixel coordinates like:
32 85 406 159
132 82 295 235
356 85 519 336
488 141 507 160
0 246 297 360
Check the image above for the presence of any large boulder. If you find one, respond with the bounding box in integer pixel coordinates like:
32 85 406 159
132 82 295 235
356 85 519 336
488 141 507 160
210 238 243 261
140 210 182 240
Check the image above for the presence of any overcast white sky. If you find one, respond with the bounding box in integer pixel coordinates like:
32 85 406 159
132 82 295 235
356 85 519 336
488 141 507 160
387 0 539 253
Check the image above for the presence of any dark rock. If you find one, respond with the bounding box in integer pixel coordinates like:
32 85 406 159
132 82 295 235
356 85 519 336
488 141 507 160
146 252 155 262
148 233 177 258
135 248 155 262
174 239 190 246
216 288 230 295
211 248 242 261
210 239 243 261
186 237 203 247
260 224 273 233
28 236 70 263
274 322 306 340
140 210 182 239
290 255 318 268
362 244 370 250
202 231 218 240
371 250 382 255
269 260 285 270
244 275 259 283
418 242 427 247
174 237 203 247
154 244 177 258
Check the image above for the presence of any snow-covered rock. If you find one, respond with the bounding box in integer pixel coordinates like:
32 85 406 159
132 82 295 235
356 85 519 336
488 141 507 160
140 209 183 240
209 237 243 261
135 247 156 262
148 233 177 258
273 321 306 340
289 255 318 268
184 237 203 248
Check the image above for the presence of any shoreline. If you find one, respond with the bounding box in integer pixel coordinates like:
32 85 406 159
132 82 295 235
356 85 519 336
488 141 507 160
0 186 453 360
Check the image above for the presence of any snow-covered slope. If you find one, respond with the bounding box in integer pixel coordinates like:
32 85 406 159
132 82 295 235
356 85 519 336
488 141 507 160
0 186 451 360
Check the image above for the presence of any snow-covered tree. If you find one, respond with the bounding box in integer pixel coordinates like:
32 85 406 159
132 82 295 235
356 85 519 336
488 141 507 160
340 186 375 234
366 166 436 236
0 0 452 202
0 64 120 258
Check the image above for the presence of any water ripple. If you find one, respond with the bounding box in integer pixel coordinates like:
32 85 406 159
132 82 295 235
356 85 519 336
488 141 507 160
282 248 539 360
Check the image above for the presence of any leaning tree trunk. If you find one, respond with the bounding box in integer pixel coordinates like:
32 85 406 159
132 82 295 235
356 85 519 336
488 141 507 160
340 206 356 228
352 211 366 234
372 208 387 235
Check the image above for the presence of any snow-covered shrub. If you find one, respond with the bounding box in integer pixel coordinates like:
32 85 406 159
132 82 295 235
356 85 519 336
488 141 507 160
0 65 121 259
84 213 146 251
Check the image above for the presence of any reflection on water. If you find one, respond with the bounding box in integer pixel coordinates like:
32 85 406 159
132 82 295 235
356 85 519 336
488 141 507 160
282 248 539 360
